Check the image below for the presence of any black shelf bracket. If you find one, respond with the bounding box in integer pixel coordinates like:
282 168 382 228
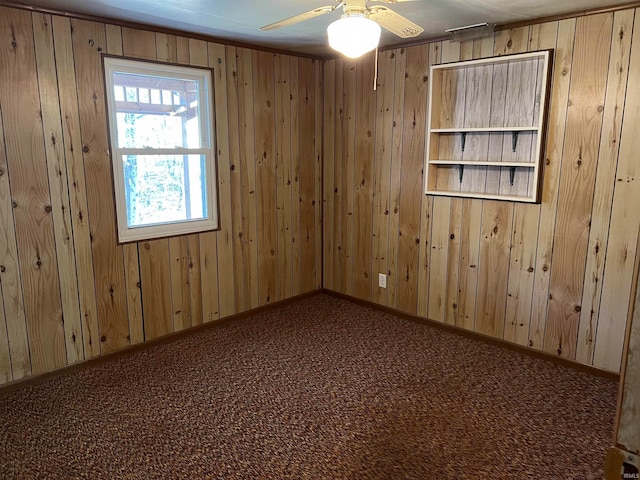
460 132 467 152
509 167 516 186
511 132 519 152
459 164 464 184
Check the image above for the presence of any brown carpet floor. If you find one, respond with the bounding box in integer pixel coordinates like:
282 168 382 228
0 294 618 479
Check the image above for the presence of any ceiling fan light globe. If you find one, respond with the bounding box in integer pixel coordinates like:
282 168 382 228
327 15 381 59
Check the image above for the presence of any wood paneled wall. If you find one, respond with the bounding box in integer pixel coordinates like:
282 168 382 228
323 7 640 373
0 6 322 385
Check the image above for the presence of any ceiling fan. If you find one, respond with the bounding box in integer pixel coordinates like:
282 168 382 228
260 0 424 58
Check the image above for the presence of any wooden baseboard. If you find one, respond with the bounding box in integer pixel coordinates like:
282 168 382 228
1 288 618 396
321 288 620 382
0 290 321 396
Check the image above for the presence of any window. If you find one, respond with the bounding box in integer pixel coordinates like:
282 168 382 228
103 57 218 242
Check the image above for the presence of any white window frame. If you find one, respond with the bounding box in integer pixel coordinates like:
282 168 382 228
103 56 218 243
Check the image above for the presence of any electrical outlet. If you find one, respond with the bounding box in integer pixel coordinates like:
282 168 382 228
378 273 387 288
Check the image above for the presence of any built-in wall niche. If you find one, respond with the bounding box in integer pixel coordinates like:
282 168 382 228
425 50 553 202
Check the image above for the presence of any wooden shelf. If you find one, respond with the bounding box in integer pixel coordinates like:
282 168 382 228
430 127 538 133
424 50 553 203
429 161 536 167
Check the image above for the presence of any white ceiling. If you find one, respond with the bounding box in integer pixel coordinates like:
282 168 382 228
20 0 632 56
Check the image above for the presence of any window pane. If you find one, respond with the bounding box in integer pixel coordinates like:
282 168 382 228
122 154 207 228
112 73 202 149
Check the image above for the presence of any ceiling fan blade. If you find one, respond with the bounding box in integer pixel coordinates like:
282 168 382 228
368 6 423 38
260 5 337 31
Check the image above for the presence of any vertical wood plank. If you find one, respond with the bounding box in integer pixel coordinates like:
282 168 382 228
188 39 208 66
342 60 356 296
298 58 317 293
237 47 259 309
53 16 102 355
33 12 84 364
445 199 463 325
417 43 440 319
322 59 336 291
225 45 246 312
72 19 131 354
352 54 375 300
396 45 429 314
545 13 613 359
122 243 144 343
372 51 394 305
0 292 11 383
187 235 203 326
0 102 31 381
387 48 406 309
199 231 219 323
577 10 633 365
428 196 451 322
332 58 345 293
121 27 155 59
529 18 576 350
155 33 176 62
275 54 293 298
209 42 235 318
1 9 67 373
457 199 483 330
104 24 122 53
138 240 172 339
504 204 540 345
593 10 640 371
253 50 278 304
169 236 191 331
475 201 513 338
290 57 301 296
314 60 323 290
0 98 31 380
